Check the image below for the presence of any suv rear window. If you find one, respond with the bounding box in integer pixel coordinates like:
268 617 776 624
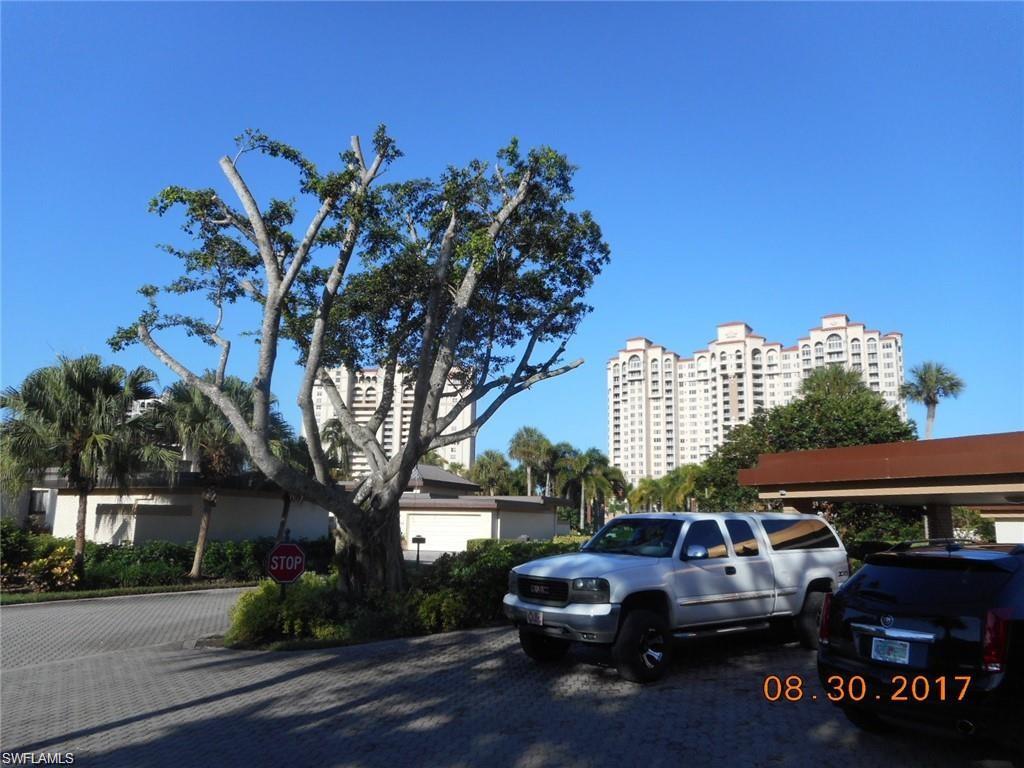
761 518 839 551
847 557 1014 605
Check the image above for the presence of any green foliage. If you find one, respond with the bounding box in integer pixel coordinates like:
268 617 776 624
469 450 514 495
0 518 33 573
952 507 996 543
0 355 173 500
552 534 590 547
224 538 582 648
417 539 579 628
826 504 924 546
346 590 423 641
417 588 469 633
695 367 917 513
225 580 288 646
23 546 78 592
0 529 333 593
278 573 340 637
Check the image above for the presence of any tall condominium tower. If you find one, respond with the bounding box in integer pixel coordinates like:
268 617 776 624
607 314 905 486
310 367 476 477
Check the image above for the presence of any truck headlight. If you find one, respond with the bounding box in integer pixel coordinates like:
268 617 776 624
508 570 519 596
570 577 610 604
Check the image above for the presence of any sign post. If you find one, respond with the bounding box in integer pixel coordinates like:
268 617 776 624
411 535 426 565
267 540 306 600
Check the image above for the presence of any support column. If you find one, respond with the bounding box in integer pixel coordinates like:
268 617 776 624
925 503 954 540
781 498 815 515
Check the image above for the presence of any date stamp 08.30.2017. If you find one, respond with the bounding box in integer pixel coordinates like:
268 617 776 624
761 674 972 704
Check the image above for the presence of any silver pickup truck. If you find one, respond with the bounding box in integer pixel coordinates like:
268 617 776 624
504 512 849 682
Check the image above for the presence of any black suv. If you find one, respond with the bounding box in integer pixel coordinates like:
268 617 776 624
817 542 1023 760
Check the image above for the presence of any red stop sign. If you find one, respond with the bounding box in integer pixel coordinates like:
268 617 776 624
266 542 306 584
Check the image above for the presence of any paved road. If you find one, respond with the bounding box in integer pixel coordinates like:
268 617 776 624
1 591 1013 768
0 588 246 669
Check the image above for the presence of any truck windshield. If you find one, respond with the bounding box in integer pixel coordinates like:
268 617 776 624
582 519 682 558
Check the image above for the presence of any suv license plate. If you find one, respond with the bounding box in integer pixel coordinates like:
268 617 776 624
526 610 544 627
871 637 910 665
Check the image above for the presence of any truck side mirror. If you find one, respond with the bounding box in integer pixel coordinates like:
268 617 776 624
684 544 709 560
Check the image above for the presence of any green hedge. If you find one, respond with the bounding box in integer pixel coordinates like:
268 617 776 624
0 521 333 592
226 538 583 647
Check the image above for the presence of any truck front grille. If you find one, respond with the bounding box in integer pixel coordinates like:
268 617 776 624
518 577 569 606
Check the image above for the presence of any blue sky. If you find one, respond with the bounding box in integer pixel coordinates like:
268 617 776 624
3 2 1022 458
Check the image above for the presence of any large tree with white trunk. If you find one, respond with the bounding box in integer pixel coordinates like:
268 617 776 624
111 127 608 596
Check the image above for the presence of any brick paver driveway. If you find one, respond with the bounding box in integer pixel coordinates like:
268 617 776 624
0 593 1014 767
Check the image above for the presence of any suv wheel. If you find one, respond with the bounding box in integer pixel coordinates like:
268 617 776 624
612 609 672 683
796 590 826 650
518 628 570 663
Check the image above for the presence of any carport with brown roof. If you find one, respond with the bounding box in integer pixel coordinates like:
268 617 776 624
737 432 1024 539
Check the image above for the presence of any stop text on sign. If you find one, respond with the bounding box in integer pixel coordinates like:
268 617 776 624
266 542 306 584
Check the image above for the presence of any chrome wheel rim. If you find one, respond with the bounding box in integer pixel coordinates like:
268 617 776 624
640 628 665 669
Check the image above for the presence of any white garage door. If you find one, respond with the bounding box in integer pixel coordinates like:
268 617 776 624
406 513 486 553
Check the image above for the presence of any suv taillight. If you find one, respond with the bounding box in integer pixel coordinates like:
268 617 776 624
982 608 1011 672
819 592 833 645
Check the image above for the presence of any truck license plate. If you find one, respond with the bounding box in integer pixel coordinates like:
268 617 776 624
871 637 910 665
526 610 544 626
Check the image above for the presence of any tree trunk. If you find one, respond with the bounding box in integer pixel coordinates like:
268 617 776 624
275 492 291 543
925 403 936 440
545 471 552 497
579 486 586 531
526 466 533 496
333 498 405 598
74 490 88 581
189 489 215 579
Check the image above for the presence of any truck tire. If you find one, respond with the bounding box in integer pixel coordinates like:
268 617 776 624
612 609 672 683
796 590 826 650
518 628 570 663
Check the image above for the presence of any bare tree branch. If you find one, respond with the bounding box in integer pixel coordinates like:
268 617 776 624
219 156 280 286
420 171 533 436
317 369 387 472
428 358 584 451
295 139 384 484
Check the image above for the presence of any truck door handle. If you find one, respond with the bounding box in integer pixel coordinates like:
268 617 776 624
725 566 736 575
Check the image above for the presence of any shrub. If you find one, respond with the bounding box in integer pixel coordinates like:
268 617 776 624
1 519 33 572
25 546 78 592
347 591 423 641
225 573 344 646
225 581 285 646
417 588 469 633
417 539 579 627
279 573 339 637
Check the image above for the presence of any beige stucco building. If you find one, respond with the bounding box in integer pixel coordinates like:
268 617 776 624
310 367 476 477
608 314 906 485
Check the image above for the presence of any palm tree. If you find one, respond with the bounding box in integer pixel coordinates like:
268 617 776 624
539 440 574 496
470 450 512 495
419 451 447 467
319 418 355 481
0 355 174 578
509 426 547 496
558 448 616 530
628 477 664 513
156 375 290 578
660 465 700 511
901 362 965 439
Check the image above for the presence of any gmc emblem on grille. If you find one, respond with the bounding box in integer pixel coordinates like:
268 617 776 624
530 584 550 595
